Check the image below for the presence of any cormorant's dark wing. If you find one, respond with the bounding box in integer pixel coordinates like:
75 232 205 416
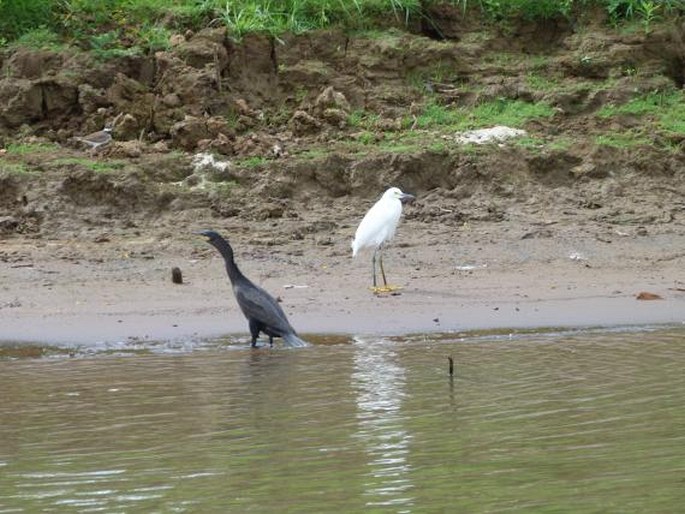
233 280 294 335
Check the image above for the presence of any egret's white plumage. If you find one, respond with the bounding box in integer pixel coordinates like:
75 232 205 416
352 187 415 292
352 188 403 256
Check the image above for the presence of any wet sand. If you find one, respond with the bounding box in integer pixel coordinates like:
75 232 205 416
1 217 683 345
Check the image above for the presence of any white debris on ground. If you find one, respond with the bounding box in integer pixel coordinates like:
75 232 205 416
191 152 231 172
178 152 232 190
455 264 488 271
452 126 527 145
568 251 588 262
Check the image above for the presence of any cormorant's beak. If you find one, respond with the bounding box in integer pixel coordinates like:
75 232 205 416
400 193 416 205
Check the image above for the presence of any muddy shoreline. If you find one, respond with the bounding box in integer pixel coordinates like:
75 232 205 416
2 215 683 346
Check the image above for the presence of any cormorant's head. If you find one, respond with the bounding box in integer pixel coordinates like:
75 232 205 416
197 230 222 242
197 230 236 265
197 230 234 255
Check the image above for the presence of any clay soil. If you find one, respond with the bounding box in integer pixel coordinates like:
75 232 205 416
1 10 684 346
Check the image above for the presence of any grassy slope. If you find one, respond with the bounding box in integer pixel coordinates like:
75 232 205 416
0 0 683 164
2 1 685 48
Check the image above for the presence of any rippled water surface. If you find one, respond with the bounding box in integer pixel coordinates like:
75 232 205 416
1 327 684 513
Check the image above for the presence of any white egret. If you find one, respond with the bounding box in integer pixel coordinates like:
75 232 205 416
352 187 415 293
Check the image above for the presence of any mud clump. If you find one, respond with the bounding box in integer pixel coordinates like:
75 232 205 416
0 174 23 206
59 169 161 212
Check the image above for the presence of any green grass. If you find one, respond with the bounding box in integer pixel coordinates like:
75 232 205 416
88 31 142 60
0 0 55 41
469 0 685 27
294 148 328 160
512 135 546 150
410 98 555 130
594 131 649 148
598 89 685 135
500 86 685 152
410 101 461 128
606 0 683 29
470 0 575 20
481 52 526 70
526 72 560 92
2 1 684 51
408 61 464 88
318 132 425 157
510 134 575 152
661 106 685 134
9 27 65 50
53 157 127 173
325 130 453 156
354 131 377 144
427 141 448 152
548 136 574 151
0 162 33 175
473 99 556 126
348 110 381 130
598 89 677 117
377 141 421 153
236 156 269 168
5 142 60 155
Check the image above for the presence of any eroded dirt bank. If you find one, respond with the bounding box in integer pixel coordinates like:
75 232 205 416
1 9 684 344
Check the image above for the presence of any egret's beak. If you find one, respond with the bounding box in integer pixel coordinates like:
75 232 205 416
400 193 415 205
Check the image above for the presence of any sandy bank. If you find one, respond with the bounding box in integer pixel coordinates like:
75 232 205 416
1 217 683 345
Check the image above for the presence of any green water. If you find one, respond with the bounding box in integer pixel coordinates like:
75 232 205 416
1 327 684 513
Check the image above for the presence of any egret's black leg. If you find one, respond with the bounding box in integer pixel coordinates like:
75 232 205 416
269 335 274 347
371 249 378 288
379 249 388 287
372 247 402 293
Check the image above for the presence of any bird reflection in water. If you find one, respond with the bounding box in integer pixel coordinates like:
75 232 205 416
351 337 414 510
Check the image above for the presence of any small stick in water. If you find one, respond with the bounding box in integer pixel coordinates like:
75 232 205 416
448 356 454 377
171 266 183 284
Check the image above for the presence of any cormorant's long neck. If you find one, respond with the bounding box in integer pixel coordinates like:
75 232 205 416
211 239 245 284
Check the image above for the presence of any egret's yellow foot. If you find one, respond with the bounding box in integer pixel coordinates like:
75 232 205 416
370 285 402 294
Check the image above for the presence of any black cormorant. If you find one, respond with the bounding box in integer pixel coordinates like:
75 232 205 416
199 230 308 348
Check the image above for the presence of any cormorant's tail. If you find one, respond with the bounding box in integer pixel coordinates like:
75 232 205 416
283 333 310 348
